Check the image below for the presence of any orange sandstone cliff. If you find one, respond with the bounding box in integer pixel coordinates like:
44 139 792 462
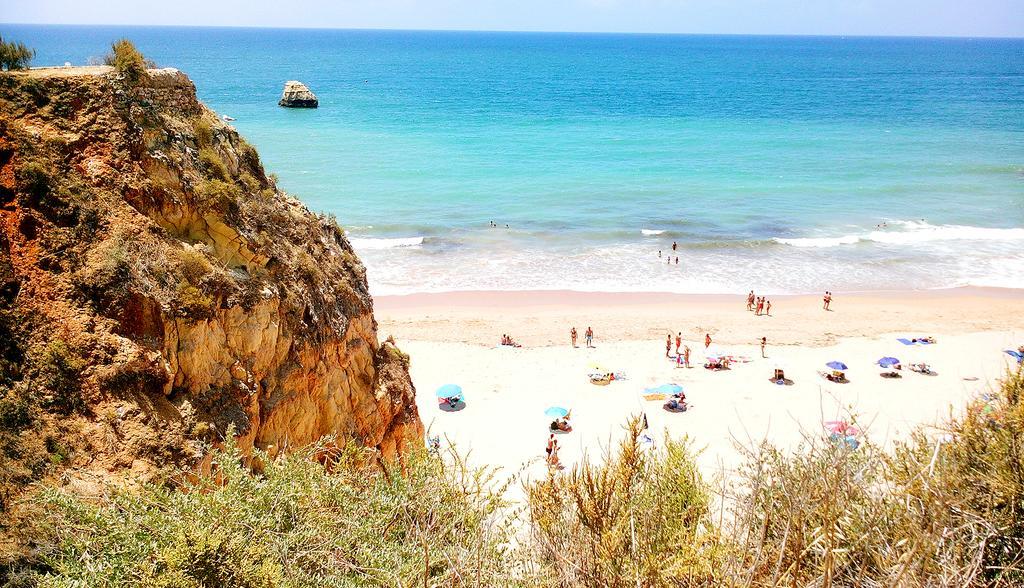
0 66 422 513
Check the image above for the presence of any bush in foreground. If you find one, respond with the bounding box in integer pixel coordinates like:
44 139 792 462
18 438 514 587
8 371 1024 587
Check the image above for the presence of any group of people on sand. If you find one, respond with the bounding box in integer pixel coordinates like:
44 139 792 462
500 334 521 347
545 433 564 468
746 291 772 316
665 333 692 367
570 326 594 348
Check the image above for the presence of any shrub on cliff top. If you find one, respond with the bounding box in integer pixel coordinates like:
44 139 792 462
524 417 717 586
103 39 149 84
21 438 514 587
0 36 35 71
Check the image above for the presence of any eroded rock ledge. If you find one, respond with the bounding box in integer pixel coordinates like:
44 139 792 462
0 66 422 503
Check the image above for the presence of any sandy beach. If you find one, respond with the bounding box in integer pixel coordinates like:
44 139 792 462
377 287 1024 490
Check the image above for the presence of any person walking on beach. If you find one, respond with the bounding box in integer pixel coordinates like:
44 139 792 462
675 332 681 355
760 336 767 358
585 327 594 348
570 327 578 348
683 345 691 368
755 297 764 316
765 300 772 316
823 291 832 311
665 334 672 357
704 333 712 350
747 291 755 311
546 434 555 460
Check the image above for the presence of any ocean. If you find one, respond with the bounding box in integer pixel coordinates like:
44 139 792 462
7 25 1024 295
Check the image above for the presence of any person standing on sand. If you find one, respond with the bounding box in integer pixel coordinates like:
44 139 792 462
570 327 577 348
672 241 677 251
665 334 672 357
586 327 594 348
761 337 767 358
705 333 712 349
755 297 763 316
546 434 555 460
765 300 772 316
683 345 691 368
675 332 681 355
823 291 832 311
747 291 755 311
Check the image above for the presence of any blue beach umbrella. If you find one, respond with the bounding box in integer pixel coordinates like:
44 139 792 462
644 383 683 395
1005 350 1024 364
826 361 848 371
544 407 569 418
878 357 901 368
435 384 463 399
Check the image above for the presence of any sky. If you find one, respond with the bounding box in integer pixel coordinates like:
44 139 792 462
2 0 1022 37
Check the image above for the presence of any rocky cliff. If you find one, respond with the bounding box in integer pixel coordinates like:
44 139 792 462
0 65 422 514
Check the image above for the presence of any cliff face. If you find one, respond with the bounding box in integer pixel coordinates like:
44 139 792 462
0 66 422 510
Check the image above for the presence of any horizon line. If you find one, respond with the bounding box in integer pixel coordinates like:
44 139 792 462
2 22 1022 41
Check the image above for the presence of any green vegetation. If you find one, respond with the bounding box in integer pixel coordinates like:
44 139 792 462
525 418 718 585
19 437 513 587
8 369 1022 586
0 35 35 71
103 39 149 84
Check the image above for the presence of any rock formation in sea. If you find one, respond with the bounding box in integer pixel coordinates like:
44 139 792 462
278 80 319 108
0 65 421 512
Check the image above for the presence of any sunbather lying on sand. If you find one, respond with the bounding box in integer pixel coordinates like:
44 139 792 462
664 397 688 412
821 370 848 383
910 363 933 374
550 417 573 432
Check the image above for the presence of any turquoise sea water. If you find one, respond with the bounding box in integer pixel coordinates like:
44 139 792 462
6 25 1024 294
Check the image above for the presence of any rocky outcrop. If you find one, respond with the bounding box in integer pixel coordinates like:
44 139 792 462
0 66 421 507
278 80 318 108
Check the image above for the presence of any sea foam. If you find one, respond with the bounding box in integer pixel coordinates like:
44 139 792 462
349 236 425 250
774 222 1024 248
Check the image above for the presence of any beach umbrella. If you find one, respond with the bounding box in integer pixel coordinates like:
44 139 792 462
878 357 901 368
1005 350 1024 364
435 384 463 399
544 406 569 418
826 361 848 371
645 383 683 395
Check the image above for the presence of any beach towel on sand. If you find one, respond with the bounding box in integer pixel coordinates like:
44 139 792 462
898 338 933 346
643 393 667 401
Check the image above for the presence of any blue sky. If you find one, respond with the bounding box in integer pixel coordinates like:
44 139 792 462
2 0 1022 37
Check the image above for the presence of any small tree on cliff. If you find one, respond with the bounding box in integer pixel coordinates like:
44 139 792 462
0 35 35 71
104 39 151 84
